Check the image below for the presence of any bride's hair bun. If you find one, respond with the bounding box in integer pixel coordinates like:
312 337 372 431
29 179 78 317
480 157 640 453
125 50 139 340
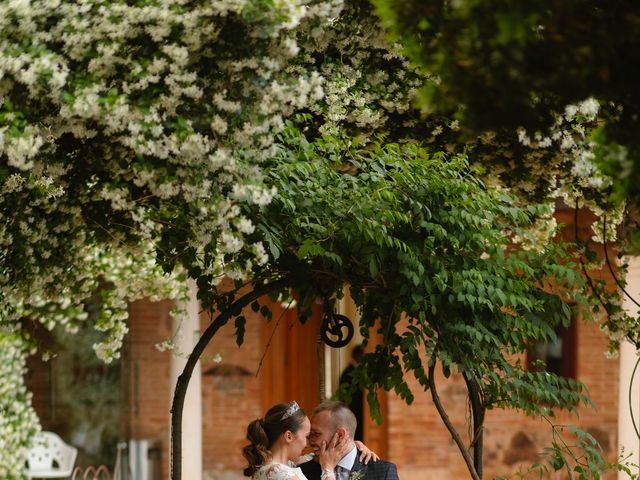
242 402 306 476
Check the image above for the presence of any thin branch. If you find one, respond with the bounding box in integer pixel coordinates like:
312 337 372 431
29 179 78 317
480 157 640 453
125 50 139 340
255 297 295 377
602 215 640 309
629 356 640 439
428 358 481 480
170 276 290 480
574 202 609 312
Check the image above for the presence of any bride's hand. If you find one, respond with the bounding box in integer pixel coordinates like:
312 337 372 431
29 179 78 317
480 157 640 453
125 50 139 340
354 440 379 464
318 431 351 472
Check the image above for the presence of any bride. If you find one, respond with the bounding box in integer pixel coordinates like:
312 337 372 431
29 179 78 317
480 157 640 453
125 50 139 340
242 401 375 480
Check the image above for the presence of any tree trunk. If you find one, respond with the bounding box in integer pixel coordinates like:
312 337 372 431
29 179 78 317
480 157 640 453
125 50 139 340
428 360 481 480
463 371 485 479
170 277 289 480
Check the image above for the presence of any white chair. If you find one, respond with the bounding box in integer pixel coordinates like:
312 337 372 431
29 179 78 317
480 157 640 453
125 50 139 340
25 431 78 479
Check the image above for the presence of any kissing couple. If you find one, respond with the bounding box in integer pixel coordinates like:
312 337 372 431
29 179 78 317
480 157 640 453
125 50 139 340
243 400 399 480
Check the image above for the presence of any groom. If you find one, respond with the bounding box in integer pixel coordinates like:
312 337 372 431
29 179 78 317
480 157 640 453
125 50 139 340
300 401 399 480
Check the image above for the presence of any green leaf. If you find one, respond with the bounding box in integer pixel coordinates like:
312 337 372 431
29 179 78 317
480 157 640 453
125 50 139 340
234 315 246 346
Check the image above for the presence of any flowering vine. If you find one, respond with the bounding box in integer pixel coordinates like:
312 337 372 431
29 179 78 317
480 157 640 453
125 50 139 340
1 0 638 476
1 0 340 473
0 329 40 479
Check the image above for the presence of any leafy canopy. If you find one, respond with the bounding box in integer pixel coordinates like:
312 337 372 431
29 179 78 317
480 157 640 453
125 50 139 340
239 122 590 423
0 0 629 477
372 0 640 243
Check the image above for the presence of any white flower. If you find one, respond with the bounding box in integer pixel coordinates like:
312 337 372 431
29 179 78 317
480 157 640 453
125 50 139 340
253 242 269 266
517 128 531 146
211 115 228 135
235 217 255 235
537 137 552 148
564 104 578 120
282 37 300 57
560 134 575 150
220 232 244 254
231 184 277 206
578 98 599 119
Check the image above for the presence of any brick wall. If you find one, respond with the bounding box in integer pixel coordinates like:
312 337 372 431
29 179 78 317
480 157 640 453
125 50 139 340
384 314 618 480
124 296 266 478
200 306 266 474
124 298 174 480
383 204 621 479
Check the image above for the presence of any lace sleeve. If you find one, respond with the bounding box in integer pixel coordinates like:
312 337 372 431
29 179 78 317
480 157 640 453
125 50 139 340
320 469 336 480
253 463 306 480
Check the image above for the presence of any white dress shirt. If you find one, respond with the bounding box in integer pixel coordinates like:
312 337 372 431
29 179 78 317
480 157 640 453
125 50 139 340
337 445 358 472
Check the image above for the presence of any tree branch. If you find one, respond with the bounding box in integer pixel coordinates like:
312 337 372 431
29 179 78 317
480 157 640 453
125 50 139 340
170 276 291 480
463 371 485 479
428 359 481 480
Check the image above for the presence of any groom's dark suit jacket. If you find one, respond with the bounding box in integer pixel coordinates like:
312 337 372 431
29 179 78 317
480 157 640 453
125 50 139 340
299 450 399 480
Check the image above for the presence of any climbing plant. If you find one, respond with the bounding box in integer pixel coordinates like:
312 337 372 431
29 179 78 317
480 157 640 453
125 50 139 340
1 0 637 478
372 0 640 248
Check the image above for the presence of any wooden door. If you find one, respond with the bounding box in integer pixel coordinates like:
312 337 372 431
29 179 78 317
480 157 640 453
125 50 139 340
260 303 322 416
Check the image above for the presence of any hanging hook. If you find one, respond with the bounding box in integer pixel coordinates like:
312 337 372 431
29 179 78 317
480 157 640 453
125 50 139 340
320 313 354 348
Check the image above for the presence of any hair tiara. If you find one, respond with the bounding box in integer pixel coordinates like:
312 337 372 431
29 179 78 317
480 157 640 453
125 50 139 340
281 401 300 420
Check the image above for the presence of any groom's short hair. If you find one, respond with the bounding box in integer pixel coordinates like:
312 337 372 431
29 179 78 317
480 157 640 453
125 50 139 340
313 400 357 438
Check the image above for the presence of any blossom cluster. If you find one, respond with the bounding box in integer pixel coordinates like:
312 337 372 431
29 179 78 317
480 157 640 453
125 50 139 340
285 2 636 358
293 0 424 142
0 0 348 327
471 98 607 203
1 0 637 469
0 0 334 287
1 0 341 465
599 286 640 357
0 329 40 478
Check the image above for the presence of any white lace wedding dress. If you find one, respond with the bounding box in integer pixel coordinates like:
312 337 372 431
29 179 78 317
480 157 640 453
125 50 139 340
252 462 309 480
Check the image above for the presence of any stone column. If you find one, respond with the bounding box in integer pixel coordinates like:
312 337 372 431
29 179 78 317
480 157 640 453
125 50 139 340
618 257 640 479
170 279 203 480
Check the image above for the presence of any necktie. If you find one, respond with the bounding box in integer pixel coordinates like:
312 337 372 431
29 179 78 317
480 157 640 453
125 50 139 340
335 465 350 480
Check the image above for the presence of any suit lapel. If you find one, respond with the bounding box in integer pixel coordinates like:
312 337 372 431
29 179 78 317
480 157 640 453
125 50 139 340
349 451 368 479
